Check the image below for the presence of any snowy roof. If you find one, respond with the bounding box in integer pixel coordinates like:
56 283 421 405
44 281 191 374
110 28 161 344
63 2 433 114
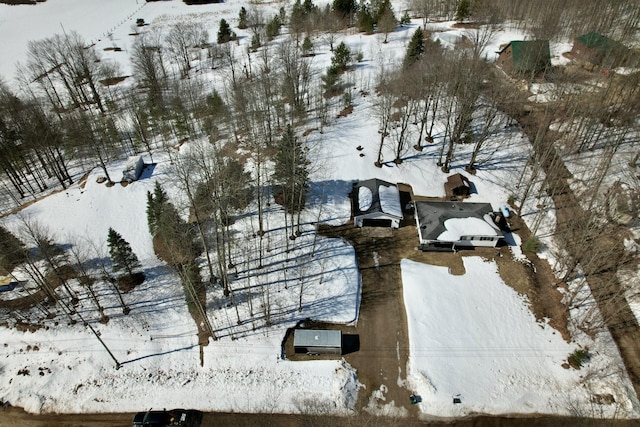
293 329 342 348
437 217 501 241
415 201 501 242
352 179 403 219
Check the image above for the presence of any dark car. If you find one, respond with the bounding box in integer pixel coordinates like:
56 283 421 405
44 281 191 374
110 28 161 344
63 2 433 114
132 409 203 427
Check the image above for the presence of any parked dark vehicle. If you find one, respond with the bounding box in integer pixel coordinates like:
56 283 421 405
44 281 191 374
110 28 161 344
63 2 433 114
132 409 202 427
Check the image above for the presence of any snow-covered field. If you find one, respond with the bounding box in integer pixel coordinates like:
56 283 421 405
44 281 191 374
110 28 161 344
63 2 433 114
1 0 639 420
402 257 638 417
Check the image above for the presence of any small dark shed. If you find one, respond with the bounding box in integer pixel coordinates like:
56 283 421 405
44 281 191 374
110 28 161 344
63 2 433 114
444 173 471 200
293 329 342 355
570 33 632 68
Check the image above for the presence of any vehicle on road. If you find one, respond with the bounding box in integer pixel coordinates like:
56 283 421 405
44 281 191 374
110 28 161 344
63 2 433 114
132 409 202 427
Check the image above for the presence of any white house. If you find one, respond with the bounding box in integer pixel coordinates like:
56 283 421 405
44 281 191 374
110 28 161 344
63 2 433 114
352 179 403 228
414 201 504 251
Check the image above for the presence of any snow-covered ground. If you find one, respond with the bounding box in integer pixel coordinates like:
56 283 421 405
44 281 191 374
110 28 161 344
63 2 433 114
1 0 639 419
402 257 638 417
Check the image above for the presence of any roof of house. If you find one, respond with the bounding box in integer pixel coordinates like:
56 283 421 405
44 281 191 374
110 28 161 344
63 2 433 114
352 179 403 219
444 173 471 195
575 32 624 55
446 173 469 188
293 329 342 348
415 201 501 242
501 40 551 72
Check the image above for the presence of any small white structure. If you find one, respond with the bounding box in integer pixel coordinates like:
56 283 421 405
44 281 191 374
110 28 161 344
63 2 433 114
122 156 144 183
352 179 403 228
415 201 504 251
293 329 342 355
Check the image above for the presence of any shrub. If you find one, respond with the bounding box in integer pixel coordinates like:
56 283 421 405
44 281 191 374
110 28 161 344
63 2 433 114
522 236 540 253
568 348 590 369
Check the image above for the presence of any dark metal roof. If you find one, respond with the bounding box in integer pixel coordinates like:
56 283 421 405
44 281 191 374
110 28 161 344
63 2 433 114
507 40 551 73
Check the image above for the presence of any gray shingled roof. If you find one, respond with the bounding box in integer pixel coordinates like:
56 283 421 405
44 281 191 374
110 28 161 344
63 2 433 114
415 201 497 242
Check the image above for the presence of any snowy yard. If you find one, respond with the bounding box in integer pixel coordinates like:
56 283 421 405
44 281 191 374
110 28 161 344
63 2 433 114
401 257 639 418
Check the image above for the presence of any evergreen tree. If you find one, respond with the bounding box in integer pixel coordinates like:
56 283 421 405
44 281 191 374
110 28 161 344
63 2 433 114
238 7 248 29
400 10 411 25
272 125 310 213
331 41 351 72
217 19 232 43
301 36 314 56
146 182 199 267
374 0 395 23
266 15 282 41
0 225 25 273
250 34 261 51
332 0 357 19
322 65 341 95
146 181 168 236
107 228 141 277
302 0 318 15
357 5 375 33
456 0 471 22
403 27 425 68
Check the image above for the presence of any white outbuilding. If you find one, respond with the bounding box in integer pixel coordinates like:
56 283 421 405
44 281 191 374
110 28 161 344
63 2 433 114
122 156 144 183
293 329 342 355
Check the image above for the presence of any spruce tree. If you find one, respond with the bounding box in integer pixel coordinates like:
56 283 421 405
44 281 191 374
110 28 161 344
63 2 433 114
146 181 168 236
404 27 425 68
217 19 232 43
302 36 314 56
0 225 25 273
107 228 141 278
238 7 248 29
456 0 471 22
332 0 357 19
331 41 351 73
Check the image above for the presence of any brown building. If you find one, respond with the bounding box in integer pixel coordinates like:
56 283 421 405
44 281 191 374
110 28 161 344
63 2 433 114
570 33 635 68
497 40 551 76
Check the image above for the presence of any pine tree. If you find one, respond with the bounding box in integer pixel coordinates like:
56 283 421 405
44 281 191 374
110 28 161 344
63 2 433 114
0 225 25 273
331 41 351 72
265 15 282 41
302 36 314 56
357 5 375 33
238 7 248 29
404 27 425 68
322 65 341 95
146 181 168 236
107 228 141 278
332 0 357 19
456 0 471 22
400 10 411 25
217 19 232 44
